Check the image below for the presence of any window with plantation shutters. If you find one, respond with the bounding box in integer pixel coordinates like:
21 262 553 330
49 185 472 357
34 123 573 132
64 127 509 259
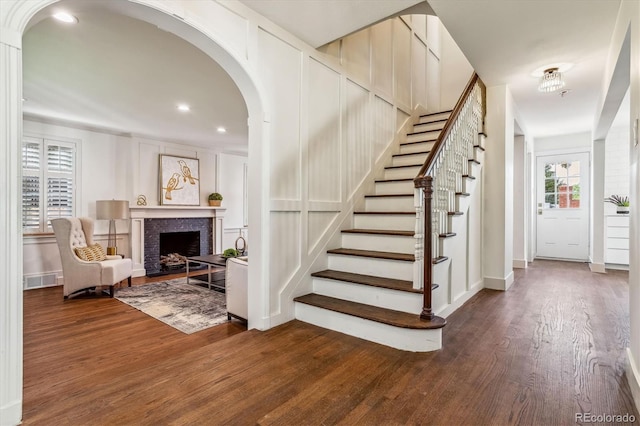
22 137 78 233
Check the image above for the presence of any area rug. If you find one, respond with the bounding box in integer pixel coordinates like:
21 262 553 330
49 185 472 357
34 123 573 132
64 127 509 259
115 278 228 334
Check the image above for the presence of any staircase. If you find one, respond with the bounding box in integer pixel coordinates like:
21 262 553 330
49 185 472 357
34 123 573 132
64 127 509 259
294 74 486 352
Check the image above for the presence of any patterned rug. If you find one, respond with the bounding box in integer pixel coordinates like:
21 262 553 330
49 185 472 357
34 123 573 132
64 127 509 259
115 278 228 334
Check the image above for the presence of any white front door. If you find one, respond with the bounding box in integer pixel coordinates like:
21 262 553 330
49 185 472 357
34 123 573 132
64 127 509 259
536 152 590 260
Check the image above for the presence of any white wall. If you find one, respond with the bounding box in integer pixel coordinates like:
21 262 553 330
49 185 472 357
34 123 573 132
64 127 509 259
513 134 527 268
604 91 631 214
440 22 474 110
534 131 592 153
483 85 515 290
218 152 249 251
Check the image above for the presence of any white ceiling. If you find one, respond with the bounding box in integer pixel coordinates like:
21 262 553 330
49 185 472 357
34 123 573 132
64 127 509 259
22 0 626 151
23 0 248 151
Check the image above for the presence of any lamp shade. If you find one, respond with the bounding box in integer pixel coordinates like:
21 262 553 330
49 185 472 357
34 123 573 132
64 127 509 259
96 200 130 220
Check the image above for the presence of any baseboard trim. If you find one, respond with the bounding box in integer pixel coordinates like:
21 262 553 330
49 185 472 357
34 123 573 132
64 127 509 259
0 398 22 426
513 259 528 269
626 348 640 415
484 271 514 291
589 262 606 273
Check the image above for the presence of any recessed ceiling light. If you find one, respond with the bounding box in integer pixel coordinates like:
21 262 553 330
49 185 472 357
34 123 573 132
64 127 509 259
177 104 190 112
216 127 227 133
52 11 78 24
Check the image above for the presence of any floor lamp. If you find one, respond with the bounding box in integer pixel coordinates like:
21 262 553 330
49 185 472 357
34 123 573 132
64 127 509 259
96 200 130 255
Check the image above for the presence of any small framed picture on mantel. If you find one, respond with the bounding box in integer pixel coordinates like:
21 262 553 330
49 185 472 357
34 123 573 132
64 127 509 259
159 154 200 206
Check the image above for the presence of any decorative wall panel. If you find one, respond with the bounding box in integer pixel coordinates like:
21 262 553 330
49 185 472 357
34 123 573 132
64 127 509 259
427 49 441 112
270 211 301 314
308 211 339 253
394 19 412 110
412 35 427 109
138 142 160 205
342 28 371 85
258 29 302 201
371 19 393 98
308 59 341 203
345 80 371 199
372 96 394 162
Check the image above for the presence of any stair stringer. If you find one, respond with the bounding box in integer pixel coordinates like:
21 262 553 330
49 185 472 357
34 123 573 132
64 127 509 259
431 147 485 318
267 110 419 328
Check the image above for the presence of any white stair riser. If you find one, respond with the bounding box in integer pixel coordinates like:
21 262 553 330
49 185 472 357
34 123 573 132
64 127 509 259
365 196 414 212
383 166 421 180
407 131 440 143
353 214 414 230
399 141 436 155
295 303 442 352
375 180 413 195
418 112 450 124
341 233 415 254
328 254 413 280
392 153 428 167
413 122 445 133
312 278 422 314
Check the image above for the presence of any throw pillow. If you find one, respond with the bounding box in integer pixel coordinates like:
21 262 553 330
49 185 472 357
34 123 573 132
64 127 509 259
74 243 107 262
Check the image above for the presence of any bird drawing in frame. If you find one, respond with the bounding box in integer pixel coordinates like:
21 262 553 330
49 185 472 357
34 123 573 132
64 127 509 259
163 172 184 200
178 159 199 185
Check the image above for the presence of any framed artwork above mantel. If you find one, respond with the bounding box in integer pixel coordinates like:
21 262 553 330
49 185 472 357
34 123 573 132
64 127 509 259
159 154 200 206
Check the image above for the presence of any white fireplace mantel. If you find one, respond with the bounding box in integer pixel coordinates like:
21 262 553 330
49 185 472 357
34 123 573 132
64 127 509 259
129 206 226 277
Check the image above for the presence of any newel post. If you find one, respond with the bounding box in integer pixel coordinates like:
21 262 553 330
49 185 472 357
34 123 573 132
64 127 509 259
415 175 434 320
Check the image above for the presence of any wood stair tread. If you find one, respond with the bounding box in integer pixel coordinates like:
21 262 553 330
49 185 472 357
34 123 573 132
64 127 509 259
419 110 452 118
407 129 443 136
392 150 430 158
327 248 414 262
294 293 446 330
474 144 485 151
400 139 438 146
365 193 413 198
375 178 413 183
342 229 413 236
384 164 423 170
311 269 419 293
354 211 415 215
456 192 470 196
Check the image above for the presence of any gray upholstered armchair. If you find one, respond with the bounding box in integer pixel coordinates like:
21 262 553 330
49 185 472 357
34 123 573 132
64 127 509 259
51 217 132 298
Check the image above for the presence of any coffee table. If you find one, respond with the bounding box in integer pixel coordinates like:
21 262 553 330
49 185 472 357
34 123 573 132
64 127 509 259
186 254 227 290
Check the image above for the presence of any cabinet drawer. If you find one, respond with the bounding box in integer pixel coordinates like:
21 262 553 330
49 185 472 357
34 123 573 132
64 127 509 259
607 227 629 238
607 215 630 227
607 238 629 249
606 248 629 265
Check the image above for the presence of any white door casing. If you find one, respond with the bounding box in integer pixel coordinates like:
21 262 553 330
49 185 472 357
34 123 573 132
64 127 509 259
536 151 590 260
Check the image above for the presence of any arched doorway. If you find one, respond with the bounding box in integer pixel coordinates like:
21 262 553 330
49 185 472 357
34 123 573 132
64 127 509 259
0 1 268 423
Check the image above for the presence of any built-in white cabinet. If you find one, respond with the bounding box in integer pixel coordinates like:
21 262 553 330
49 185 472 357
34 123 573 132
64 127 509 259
606 215 630 266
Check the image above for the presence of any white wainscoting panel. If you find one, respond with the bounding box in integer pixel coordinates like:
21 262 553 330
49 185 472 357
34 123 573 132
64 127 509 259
342 28 371 86
371 19 393 99
308 211 340 253
345 80 371 199
427 48 441 112
412 34 427 109
394 19 412 111
413 14 427 44
258 29 302 201
308 59 341 203
270 211 301 315
372 96 395 162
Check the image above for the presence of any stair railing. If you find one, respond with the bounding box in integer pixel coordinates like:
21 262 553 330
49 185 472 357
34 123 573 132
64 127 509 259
413 73 486 320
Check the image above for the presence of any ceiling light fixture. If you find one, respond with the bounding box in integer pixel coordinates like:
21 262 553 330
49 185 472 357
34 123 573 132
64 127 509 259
52 11 78 24
538 67 565 93
177 103 190 112
216 127 227 133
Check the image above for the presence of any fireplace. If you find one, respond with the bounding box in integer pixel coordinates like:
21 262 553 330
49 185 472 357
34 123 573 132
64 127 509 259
144 217 213 276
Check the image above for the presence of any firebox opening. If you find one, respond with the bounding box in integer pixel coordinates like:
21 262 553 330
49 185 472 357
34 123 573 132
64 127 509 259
159 231 200 271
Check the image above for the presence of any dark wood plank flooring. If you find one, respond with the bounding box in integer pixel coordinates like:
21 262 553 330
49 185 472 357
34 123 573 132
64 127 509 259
22 260 639 425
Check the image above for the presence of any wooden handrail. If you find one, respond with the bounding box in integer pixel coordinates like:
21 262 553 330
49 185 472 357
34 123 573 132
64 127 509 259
413 72 485 322
415 73 482 180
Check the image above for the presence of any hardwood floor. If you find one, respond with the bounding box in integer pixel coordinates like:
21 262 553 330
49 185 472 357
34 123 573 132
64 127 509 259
22 260 638 425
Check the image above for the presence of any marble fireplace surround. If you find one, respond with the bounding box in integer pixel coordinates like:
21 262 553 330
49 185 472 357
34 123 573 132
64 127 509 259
129 206 225 277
